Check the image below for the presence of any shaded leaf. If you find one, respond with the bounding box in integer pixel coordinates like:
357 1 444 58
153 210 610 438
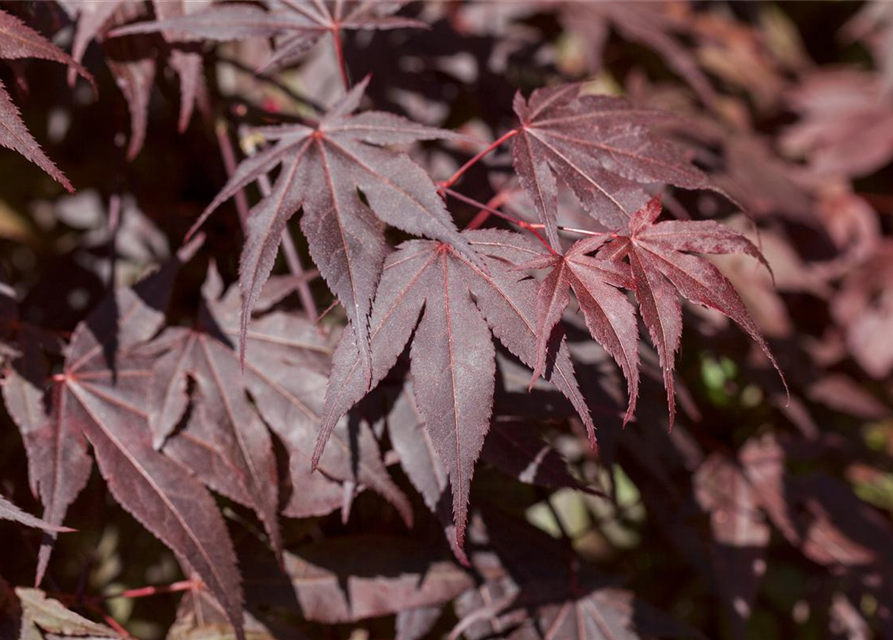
244 536 472 625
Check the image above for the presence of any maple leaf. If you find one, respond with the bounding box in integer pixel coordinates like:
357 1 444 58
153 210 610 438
144 267 412 531
59 0 123 79
517 235 639 425
142 323 284 562
314 230 594 551
0 271 65 504
188 77 478 380
149 0 212 133
511 83 710 245
594 196 784 427
0 9 93 192
0 493 73 534
61 0 210 159
243 535 472 624
102 31 157 161
384 381 463 562
455 509 698 640
110 0 426 73
24 240 247 640
16 588 121 639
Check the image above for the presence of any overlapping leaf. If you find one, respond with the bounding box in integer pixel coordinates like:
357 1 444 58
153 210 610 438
25 241 246 640
60 0 154 159
111 0 426 73
244 536 472 624
592 196 784 427
62 0 210 158
517 235 639 425
16 588 120 639
511 83 710 245
313 230 594 551
151 0 212 133
145 268 412 529
188 77 477 380
455 510 697 640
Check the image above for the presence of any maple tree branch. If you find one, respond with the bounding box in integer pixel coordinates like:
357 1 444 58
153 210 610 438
440 128 518 190
331 29 351 92
51 580 200 606
85 603 132 639
214 122 251 230
465 190 511 231
93 579 199 602
440 187 555 253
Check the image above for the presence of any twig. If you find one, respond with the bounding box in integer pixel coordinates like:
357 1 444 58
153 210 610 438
441 187 556 253
439 128 518 190
331 28 351 92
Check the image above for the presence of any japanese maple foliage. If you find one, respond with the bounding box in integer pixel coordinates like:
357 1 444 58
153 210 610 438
1 2 893 640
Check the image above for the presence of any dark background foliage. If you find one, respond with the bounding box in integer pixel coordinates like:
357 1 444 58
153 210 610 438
1 2 893 639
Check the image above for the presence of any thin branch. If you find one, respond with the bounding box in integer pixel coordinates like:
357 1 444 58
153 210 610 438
94 579 198 602
440 187 555 253
331 28 351 92
440 128 518 190
216 121 319 320
214 122 250 231
84 603 133 639
466 190 511 231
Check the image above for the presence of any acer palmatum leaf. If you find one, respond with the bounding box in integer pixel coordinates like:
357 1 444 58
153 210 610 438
110 1 426 73
512 83 710 245
314 230 594 551
151 0 212 133
16 587 121 638
143 326 284 563
597 196 785 428
518 235 639 425
59 0 123 83
145 268 411 529
386 383 464 562
189 76 477 380
203 269 412 525
0 493 73 533
102 29 157 161
244 535 472 625
28 380 93 587
455 510 698 640
0 10 94 192
33 239 246 640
